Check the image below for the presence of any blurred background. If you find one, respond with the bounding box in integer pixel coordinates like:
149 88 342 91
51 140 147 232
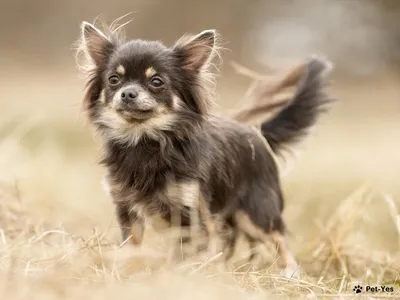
0 0 399 258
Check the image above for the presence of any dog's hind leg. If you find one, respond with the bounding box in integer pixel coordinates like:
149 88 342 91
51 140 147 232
221 217 239 262
244 233 264 268
234 210 299 278
270 230 299 278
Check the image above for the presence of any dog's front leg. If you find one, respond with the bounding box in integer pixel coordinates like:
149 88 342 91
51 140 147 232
115 202 145 246
198 193 221 255
103 175 145 246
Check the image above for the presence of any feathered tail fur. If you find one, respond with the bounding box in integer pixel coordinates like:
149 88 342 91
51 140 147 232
260 56 335 156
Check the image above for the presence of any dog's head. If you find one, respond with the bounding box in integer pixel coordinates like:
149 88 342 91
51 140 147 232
77 21 218 144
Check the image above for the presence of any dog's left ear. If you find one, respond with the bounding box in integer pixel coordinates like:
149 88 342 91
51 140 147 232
173 30 216 72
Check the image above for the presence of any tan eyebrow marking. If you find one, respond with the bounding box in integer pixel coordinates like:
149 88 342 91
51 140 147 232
116 65 125 76
145 67 156 78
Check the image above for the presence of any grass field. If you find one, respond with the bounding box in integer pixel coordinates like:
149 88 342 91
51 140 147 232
0 66 399 299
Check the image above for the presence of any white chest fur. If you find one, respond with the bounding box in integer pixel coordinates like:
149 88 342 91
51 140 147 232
101 175 200 220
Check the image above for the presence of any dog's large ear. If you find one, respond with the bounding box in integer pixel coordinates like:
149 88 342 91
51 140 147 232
173 30 216 72
81 22 115 67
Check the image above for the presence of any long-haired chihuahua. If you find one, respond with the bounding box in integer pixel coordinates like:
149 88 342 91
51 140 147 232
76 19 334 278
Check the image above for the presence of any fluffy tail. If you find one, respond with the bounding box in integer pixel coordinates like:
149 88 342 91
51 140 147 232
261 56 335 156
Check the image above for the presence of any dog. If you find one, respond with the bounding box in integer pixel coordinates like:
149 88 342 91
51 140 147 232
76 20 334 277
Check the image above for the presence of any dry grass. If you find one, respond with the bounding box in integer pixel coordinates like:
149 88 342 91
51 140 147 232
0 69 400 299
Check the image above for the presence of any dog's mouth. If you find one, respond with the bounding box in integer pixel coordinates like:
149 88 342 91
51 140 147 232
116 107 155 121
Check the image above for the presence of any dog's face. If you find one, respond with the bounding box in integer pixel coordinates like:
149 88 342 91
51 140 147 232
103 41 176 122
79 22 217 144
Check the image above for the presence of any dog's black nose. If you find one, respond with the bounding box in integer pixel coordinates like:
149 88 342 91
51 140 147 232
121 89 138 103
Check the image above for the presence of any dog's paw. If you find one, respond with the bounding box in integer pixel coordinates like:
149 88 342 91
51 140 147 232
283 264 300 279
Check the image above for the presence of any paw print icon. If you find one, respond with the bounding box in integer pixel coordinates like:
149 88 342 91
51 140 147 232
353 285 363 294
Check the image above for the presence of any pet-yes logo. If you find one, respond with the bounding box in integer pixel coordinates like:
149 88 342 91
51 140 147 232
353 285 362 294
353 284 394 294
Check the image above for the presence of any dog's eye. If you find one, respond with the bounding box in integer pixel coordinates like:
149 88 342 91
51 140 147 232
108 75 120 85
149 76 164 88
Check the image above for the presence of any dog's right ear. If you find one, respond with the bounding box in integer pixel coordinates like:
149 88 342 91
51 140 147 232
81 22 115 67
